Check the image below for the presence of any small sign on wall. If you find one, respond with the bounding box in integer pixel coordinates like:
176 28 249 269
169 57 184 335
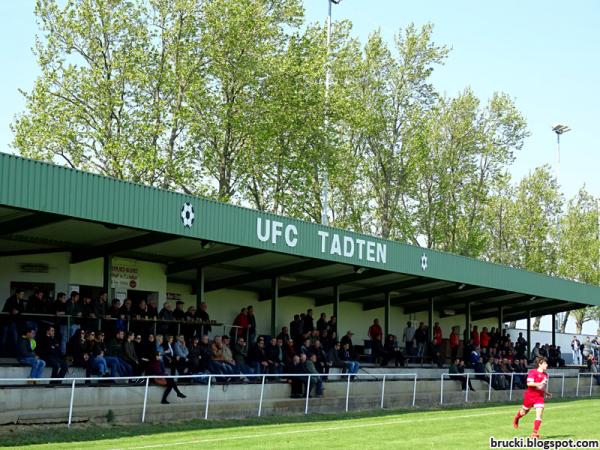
111 260 139 290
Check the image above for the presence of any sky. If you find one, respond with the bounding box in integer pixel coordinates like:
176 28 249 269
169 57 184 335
0 1 599 334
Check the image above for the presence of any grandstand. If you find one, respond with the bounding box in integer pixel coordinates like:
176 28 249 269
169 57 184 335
1 152 600 427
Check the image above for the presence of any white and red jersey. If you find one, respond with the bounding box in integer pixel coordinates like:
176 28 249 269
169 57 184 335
523 369 548 408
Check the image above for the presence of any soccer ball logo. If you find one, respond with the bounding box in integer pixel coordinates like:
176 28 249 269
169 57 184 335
181 202 195 228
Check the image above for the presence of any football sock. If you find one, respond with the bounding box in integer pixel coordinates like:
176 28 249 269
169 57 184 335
514 409 526 421
533 419 541 432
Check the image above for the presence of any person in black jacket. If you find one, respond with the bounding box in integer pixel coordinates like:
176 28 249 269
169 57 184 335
17 328 46 382
1 290 25 356
37 326 68 383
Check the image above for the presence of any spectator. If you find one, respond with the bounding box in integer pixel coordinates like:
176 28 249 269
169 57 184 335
327 316 338 335
247 305 257 344
290 315 303 341
492 357 507 390
97 331 127 378
302 353 324 397
471 325 480 348
37 326 68 383
161 334 176 374
381 334 404 368
480 327 490 349
402 321 416 357
119 298 134 321
300 338 312 357
473 356 487 383
2 290 25 356
277 326 290 343
188 336 202 374
368 319 384 364
52 292 69 355
146 353 186 404
531 342 541 361
173 334 190 374
196 302 212 335
107 330 133 378
172 301 186 321
17 328 46 383
340 342 360 378
432 322 443 367
233 336 254 375
448 359 475 391
232 307 249 340
449 326 460 362
69 329 88 367
123 331 143 377
147 298 159 319
158 302 174 335
284 339 297 368
340 331 355 357
586 355 600 385
570 336 581 364
414 322 427 361
268 337 285 375
66 291 83 337
248 338 269 374
288 355 304 398
303 309 315 334
316 313 328 334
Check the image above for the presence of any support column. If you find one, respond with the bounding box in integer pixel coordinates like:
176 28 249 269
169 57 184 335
526 310 531 359
428 297 434 341
551 313 556 347
384 292 391 337
333 285 340 332
196 267 205 309
271 277 279 337
498 306 504 330
102 255 112 298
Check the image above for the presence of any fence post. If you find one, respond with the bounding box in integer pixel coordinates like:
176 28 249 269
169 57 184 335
141 377 150 423
488 373 493 401
258 375 266 417
304 375 311 415
576 373 580 397
412 374 417 407
440 374 444 405
67 379 76 428
345 374 351 412
204 376 212 420
465 373 470 402
380 375 386 409
590 373 594 397
561 373 565 398
509 373 514 401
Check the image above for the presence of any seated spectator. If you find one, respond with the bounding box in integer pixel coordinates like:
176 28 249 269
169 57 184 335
96 331 125 378
107 330 133 378
247 337 270 375
312 340 329 376
233 336 254 375
473 356 487 383
300 338 312 358
221 335 246 376
123 331 143 377
161 334 176 374
68 329 88 367
448 358 475 391
277 326 290 343
37 326 68 383
198 334 218 374
340 331 355 357
381 334 404 368
284 339 296 369
340 342 360 378
173 334 190 375
146 353 186 404
195 302 211 335
316 313 328 334
17 328 46 383
188 336 202 374
301 353 323 397
268 338 285 375
290 315 303 341
491 357 507 390
327 341 347 373
586 355 600 385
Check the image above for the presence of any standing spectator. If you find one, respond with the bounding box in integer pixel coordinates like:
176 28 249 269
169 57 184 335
37 326 68 383
232 307 249 340
247 305 257 344
288 355 304 398
2 290 26 356
303 309 315 334
316 313 328 334
368 319 384 364
66 291 83 337
172 301 186 321
17 328 46 383
94 292 108 320
531 342 542 361
196 302 212 335
327 315 338 336
449 326 460 362
480 327 490 349
432 322 443 367
290 315 303 341
51 292 69 355
414 322 427 361
277 326 290 342
158 302 174 335
340 331 355 356
147 298 159 319
471 325 480 348
146 353 186 404
403 321 416 357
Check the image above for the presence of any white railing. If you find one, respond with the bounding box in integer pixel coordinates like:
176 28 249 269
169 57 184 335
576 372 599 397
439 372 568 404
0 372 418 428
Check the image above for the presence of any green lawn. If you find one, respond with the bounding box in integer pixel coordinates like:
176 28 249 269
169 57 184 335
3 399 600 449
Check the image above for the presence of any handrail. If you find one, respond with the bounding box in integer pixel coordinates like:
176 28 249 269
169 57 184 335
576 372 599 397
0 371 419 427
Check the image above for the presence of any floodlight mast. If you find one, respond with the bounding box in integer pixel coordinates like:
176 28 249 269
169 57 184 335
321 0 342 226
552 124 570 184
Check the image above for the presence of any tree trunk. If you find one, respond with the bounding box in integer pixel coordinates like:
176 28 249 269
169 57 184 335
560 311 570 333
575 320 583 335
509 321 517 329
532 316 542 331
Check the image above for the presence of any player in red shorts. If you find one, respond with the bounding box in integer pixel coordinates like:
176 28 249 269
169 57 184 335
512 356 552 438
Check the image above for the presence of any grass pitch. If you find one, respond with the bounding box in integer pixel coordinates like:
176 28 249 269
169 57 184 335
2 398 600 449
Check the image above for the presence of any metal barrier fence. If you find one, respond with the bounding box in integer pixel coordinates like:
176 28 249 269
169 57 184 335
576 372 600 397
0 372 418 428
440 372 573 404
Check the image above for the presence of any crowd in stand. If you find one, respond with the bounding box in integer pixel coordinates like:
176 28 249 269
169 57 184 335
4 289 600 400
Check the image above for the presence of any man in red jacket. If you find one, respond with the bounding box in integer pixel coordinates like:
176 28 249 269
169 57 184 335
432 322 443 367
449 326 460 362
368 319 384 364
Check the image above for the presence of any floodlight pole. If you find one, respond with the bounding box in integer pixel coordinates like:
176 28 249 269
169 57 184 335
552 124 570 186
321 0 341 226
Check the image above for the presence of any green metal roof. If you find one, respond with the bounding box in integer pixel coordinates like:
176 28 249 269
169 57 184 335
1 152 598 314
